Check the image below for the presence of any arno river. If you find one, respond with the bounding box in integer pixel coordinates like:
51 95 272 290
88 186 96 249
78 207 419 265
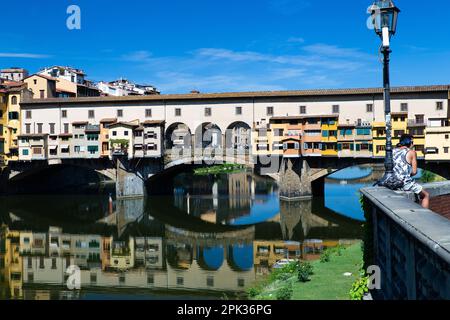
0 165 394 300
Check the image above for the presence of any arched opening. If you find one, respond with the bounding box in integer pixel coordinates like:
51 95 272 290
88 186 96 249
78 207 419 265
194 123 222 150
166 243 193 270
8 164 114 195
225 122 251 155
227 244 253 271
165 122 192 150
197 245 224 271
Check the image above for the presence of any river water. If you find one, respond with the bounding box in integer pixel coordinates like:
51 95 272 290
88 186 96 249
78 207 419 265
0 165 380 300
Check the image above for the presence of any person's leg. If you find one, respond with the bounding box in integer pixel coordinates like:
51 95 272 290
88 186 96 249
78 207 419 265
420 190 430 209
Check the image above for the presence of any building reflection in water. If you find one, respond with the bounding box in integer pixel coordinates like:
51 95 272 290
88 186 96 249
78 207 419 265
0 172 363 300
173 172 275 225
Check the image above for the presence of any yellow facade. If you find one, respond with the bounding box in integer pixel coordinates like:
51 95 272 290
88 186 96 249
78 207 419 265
270 123 287 157
321 117 338 156
253 241 301 267
252 124 274 156
0 228 23 299
425 127 450 161
408 125 426 158
0 91 6 166
372 122 386 157
4 90 22 163
372 114 407 158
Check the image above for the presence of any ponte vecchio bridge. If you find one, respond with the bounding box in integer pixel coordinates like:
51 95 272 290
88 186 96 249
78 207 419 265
2 85 450 198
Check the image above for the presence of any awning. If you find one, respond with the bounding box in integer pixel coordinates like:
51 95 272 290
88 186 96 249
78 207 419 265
49 146 58 150
60 145 69 149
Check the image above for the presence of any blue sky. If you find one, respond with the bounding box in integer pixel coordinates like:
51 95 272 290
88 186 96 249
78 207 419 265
1 0 450 93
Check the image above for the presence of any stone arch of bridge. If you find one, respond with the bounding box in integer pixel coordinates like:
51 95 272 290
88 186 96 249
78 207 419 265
8 163 116 182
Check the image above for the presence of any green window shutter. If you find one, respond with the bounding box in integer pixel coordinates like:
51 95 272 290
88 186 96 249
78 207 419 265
337 143 342 151
356 144 361 151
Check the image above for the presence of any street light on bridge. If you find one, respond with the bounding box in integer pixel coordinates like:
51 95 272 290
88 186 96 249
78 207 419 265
370 0 400 186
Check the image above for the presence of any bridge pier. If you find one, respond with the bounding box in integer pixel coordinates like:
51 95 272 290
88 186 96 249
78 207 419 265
115 158 147 199
0 167 8 194
279 159 313 200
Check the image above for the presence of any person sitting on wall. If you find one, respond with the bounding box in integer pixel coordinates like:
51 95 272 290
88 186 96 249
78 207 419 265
393 134 430 208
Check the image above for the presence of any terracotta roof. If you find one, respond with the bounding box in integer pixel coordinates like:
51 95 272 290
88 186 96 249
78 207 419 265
100 118 117 123
24 74 57 82
391 112 408 116
58 133 73 137
20 84 450 106
270 116 303 121
1 68 27 73
72 121 88 125
271 114 339 121
108 122 138 129
143 120 165 125
18 134 48 138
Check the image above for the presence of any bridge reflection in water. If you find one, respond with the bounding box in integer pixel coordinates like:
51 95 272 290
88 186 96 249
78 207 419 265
0 169 366 300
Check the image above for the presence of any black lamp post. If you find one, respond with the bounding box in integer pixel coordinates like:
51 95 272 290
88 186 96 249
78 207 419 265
370 0 400 184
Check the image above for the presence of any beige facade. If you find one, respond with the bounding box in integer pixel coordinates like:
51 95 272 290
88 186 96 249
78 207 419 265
17 134 48 161
108 122 136 159
425 127 450 160
23 74 56 99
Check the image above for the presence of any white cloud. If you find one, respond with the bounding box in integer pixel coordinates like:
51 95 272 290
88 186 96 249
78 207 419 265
121 50 152 61
287 37 305 44
302 44 372 59
0 52 51 58
118 43 375 93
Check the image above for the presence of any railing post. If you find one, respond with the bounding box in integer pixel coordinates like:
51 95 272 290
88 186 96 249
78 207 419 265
384 217 393 299
405 238 417 299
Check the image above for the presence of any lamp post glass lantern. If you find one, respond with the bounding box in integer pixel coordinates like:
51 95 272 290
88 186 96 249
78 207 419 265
370 0 400 187
371 0 400 37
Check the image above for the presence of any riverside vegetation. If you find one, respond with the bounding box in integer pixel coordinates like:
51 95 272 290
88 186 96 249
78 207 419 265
247 242 365 300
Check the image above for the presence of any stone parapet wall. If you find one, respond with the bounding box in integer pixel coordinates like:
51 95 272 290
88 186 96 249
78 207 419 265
361 183 450 300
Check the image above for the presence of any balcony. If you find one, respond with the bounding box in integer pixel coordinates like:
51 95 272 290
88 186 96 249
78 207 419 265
408 120 426 127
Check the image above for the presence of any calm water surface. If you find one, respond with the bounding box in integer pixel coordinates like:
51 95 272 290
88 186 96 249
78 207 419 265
0 165 378 300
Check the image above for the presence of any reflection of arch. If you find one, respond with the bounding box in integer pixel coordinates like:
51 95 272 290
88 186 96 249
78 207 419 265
166 243 193 270
195 123 222 149
197 246 224 271
225 122 251 152
165 122 192 150
227 244 253 271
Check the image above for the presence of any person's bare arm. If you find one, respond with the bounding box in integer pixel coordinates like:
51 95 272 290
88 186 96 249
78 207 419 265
407 150 418 176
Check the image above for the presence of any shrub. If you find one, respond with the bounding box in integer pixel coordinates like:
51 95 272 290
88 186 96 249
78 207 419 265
349 276 369 300
334 244 345 256
277 273 293 281
276 283 293 300
270 261 299 281
297 262 314 282
247 287 262 298
320 249 331 263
